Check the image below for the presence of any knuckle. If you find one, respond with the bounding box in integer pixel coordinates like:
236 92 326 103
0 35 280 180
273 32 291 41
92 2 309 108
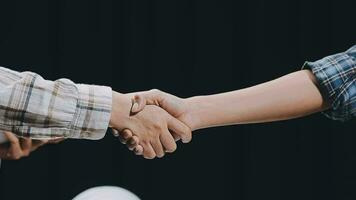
153 123 163 131
135 146 143 153
122 133 131 139
150 89 161 94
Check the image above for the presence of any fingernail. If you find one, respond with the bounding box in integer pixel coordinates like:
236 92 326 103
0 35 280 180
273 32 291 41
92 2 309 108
182 138 190 143
112 131 119 137
132 102 139 111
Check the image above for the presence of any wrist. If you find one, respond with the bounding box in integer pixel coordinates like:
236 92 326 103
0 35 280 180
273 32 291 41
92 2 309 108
109 91 133 130
184 96 206 131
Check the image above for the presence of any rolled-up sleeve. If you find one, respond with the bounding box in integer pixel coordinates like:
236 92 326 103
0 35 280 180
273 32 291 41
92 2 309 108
302 45 356 121
0 67 112 140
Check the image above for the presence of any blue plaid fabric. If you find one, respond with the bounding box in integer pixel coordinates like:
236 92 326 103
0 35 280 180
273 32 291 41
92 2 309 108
303 45 356 121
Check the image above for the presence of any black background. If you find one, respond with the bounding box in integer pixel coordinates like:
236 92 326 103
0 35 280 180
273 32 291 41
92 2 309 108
0 0 355 199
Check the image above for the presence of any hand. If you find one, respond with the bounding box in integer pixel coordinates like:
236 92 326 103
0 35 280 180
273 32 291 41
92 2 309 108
116 89 196 155
109 91 191 159
111 128 143 153
132 89 196 132
0 131 49 160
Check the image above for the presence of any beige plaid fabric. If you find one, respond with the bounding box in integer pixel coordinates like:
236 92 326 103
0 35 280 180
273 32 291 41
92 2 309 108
0 67 112 140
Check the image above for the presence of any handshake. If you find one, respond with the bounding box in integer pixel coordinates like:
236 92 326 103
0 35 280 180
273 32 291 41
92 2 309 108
0 69 331 160
109 89 197 159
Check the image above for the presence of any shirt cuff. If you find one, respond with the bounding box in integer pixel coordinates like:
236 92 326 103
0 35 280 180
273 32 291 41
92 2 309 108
301 61 333 103
302 49 355 121
70 84 112 140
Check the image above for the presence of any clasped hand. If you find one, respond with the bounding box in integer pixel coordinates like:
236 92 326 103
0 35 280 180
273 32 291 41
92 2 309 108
109 89 196 159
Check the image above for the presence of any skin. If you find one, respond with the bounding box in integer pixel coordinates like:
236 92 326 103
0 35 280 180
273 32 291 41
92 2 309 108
109 91 191 159
0 131 55 160
119 70 330 156
0 91 192 160
1 70 326 160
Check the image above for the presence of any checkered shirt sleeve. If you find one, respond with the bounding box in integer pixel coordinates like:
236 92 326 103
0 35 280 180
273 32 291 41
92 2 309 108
302 45 356 121
0 67 112 140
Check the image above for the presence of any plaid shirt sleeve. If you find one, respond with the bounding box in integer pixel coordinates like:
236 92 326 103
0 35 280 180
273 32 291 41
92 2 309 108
302 45 356 121
0 67 112 140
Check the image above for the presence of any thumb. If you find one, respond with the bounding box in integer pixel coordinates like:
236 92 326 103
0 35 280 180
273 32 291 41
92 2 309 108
131 94 146 113
131 89 166 113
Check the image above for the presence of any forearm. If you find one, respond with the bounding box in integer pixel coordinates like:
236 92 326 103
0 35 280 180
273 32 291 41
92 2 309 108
186 70 329 130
